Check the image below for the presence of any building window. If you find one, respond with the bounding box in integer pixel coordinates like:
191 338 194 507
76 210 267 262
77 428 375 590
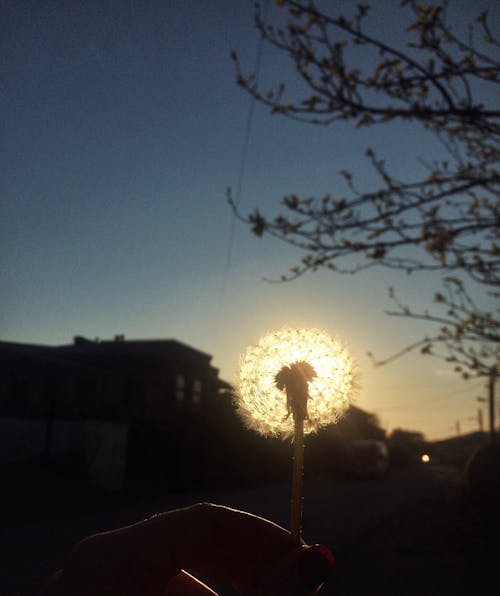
192 379 202 409
175 374 185 404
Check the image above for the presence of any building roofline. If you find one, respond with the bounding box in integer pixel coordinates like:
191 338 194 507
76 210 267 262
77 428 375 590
57 336 213 359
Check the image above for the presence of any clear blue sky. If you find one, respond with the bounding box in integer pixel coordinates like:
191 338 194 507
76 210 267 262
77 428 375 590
2 0 495 439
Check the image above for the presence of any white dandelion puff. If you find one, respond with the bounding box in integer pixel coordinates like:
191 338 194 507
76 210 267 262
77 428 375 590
237 327 355 439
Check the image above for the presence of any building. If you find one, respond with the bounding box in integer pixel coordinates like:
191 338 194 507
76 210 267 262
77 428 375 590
0 336 390 498
0 336 233 491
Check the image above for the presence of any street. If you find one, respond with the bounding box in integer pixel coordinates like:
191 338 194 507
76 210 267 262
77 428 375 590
0 464 488 595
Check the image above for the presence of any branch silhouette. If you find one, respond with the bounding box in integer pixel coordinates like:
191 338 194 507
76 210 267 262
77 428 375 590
230 0 499 378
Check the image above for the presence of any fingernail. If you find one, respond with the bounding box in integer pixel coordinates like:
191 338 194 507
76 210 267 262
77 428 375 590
298 545 335 590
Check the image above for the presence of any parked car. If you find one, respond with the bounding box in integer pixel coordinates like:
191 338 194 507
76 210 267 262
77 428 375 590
350 439 389 478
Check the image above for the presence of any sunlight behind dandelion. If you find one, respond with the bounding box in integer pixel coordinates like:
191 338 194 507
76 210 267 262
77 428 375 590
237 327 355 438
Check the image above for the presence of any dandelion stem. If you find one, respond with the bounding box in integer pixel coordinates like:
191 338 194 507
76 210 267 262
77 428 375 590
290 416 305 545
275 360 315 545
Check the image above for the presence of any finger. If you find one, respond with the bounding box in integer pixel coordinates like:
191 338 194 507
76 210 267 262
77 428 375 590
140 504 292 589
126 503 296 591
166 571 218 596
53 503 299 594
249 544 335 596
42 567 217 596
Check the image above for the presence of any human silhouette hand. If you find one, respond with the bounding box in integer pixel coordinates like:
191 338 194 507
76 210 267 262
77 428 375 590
43 503 334 595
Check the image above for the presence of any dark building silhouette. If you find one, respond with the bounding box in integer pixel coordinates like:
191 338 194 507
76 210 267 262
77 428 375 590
0 336 232 492
0 336 388 498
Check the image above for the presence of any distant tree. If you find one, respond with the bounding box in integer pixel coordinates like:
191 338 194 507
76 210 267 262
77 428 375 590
307 405 386 476
230 0 499 379
336 405 386 442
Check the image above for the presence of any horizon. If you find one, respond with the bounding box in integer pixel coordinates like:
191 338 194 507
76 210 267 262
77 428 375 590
0 331 489 442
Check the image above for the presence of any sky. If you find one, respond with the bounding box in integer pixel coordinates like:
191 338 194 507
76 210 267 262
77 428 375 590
2 0 497 440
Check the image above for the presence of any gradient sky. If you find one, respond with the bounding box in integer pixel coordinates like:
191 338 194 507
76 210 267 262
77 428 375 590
2 0 496 440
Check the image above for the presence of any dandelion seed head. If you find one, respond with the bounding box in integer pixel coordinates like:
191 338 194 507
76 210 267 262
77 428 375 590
237 327 355 438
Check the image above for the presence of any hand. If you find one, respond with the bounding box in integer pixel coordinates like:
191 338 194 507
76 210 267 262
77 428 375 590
43 502 334 595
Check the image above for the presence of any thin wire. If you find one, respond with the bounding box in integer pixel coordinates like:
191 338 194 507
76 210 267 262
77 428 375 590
224 0 269 274
213 0 270 353
374 380 484 412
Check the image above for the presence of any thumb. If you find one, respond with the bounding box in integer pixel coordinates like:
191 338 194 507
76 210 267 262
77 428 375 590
248 544 334 596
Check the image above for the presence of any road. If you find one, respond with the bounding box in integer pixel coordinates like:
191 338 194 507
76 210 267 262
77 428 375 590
0 464 490 595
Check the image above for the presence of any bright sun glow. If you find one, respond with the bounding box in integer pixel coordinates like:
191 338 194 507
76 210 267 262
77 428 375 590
237 327 355 438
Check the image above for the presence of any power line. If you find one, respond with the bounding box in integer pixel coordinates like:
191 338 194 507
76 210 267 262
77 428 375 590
223 0 270 274
370 378 480 392
214 0 270 337
373 380 484 412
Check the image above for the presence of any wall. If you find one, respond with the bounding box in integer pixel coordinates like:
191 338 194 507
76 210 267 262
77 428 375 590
0 417 128 491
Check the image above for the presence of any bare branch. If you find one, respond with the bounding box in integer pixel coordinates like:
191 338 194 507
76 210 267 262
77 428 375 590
231 0 500 379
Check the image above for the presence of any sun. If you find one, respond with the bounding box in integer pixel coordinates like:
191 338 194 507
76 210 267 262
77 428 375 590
237 327 355 438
